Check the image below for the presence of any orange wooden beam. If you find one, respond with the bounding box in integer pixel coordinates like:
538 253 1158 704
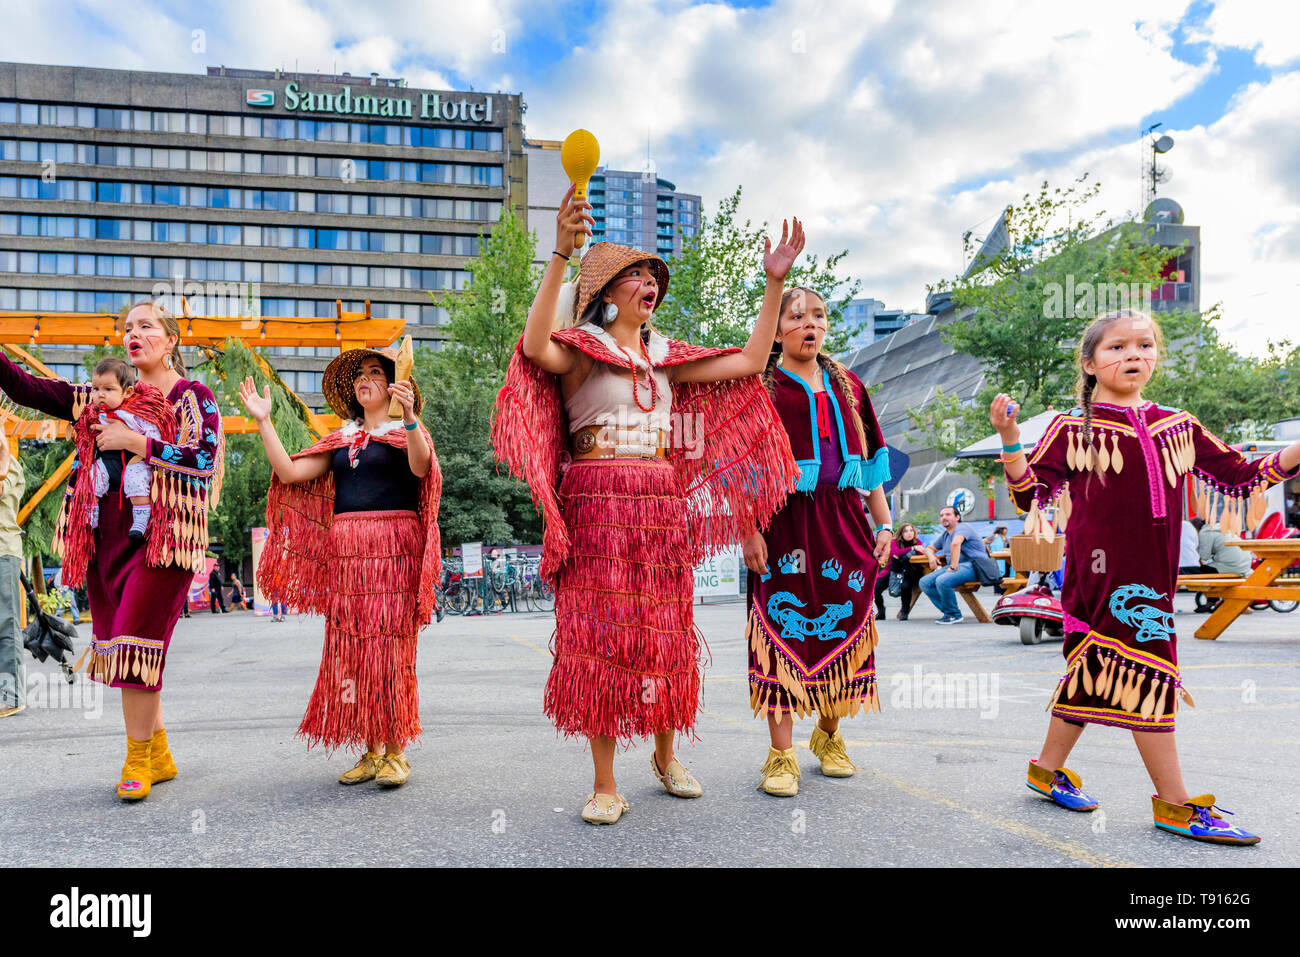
0 311 404 349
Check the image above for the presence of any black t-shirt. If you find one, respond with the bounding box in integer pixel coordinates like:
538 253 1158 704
331 439 420 514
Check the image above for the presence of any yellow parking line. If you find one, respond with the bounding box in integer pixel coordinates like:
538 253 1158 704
507 634 553 659
699 709 1140 868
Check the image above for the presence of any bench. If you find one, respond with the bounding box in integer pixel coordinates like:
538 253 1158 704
905 580 993 623
1177 573 1247 593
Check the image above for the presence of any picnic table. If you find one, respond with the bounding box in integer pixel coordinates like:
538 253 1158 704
1180 539 1300 640
908 552 997 623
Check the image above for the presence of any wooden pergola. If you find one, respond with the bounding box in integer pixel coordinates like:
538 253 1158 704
0 300 405 526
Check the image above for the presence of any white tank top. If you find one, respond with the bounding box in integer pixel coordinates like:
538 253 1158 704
565 360 672 456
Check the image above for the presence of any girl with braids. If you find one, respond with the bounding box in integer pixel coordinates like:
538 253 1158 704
743 287 893 797
0 298 224 801
493 185 802 825
994 308 1300 845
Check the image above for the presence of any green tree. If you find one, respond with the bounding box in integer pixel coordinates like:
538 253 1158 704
653 186 861 351
415 205 543 546
918 175 1196 475
17 437 73 560
192 338 315 566
1146 309 1300 441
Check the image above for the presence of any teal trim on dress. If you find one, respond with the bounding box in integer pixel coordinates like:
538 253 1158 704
777 366 822 492
821 368 865 489
859 445 891 491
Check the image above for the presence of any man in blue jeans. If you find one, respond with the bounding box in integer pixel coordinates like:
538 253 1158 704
919 506 999 624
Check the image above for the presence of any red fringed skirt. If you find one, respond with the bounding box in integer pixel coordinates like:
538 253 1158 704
298 510 422 751
546 459 701 743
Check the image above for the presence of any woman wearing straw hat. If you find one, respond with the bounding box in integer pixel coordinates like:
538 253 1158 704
0 298 224 801
239 346 441 788
493 185 803 824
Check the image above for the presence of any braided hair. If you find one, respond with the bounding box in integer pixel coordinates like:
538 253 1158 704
764 287 872 454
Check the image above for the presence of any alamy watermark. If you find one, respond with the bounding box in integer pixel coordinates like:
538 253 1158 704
2 672 102 719
1043 277 1152 320
888 665 1000 719
150 276 261 328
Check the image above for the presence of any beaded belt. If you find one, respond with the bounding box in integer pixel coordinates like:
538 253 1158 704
571 425 668 460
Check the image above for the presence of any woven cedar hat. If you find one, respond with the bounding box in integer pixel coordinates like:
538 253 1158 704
321 345 423 420
569 242 670 324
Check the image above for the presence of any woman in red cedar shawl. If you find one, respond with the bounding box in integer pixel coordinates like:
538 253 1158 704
0 298 224 802
493 184 803 825
243 348 441 790
995 309 1300 846
743 287 894 798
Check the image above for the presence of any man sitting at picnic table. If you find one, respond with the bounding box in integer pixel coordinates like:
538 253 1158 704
1190 517 1253 612
1191 517 1253 577
919 506 1001 624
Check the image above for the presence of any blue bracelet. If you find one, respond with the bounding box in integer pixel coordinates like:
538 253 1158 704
404 420 418 431
1002 442 1022 454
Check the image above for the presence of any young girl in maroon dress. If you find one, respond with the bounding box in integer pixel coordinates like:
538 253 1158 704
0 299 224 801
994 309 1300 844
743 287 894 797
493 185 802 824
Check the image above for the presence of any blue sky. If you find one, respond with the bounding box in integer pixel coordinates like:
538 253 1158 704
1 0 1297 352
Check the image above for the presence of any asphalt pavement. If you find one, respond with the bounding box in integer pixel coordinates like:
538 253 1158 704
2 591 1297 867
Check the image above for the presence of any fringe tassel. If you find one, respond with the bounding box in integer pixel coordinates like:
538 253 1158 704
298 628 420 752
546 459 700 743
748 604 880 719
836 456 862 490
671 375 801 566
794 460 819 492
258 426 443 630
492 337 799 585
85 643 165 690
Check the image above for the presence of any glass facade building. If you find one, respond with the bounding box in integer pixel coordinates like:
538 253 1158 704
587 168 700 259
0 62 524 408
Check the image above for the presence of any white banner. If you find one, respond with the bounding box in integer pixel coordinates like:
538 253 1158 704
462 542 483 577
694 546 742 598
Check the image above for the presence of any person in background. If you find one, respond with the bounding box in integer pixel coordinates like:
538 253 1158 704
985 525 1011 595
1193 517 1252 577
875 523 924 620
52 564 83 624
208 565 227 614
0 440 25 718
271 600 286 622
919 506 999 624
228 573 246 611
1177 519 1202 575
985 526 1010 576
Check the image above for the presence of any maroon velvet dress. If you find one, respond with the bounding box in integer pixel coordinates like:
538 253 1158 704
1007 401 1297 731
0 354 223 690
746 365 891 719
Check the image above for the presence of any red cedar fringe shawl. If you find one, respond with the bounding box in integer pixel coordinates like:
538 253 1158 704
256 424 443 632
53 383 178 588
546 459 700 741
491 330 800 585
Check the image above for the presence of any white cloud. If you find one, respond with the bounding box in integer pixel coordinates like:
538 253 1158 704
1194 0 1300 67
1 0 1295 355
519 0 1292 355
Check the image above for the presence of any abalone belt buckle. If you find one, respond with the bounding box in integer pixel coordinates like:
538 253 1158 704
574 429 596 455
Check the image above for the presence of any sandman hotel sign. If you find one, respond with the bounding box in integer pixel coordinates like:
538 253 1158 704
246 82 495 123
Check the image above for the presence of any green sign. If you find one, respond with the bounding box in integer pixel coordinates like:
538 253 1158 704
266 82 495 124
